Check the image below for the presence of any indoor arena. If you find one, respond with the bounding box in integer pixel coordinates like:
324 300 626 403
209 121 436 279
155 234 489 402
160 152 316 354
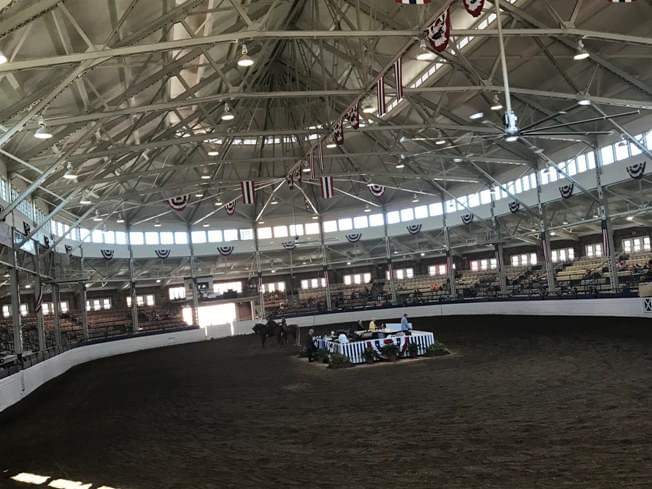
1 1 651 488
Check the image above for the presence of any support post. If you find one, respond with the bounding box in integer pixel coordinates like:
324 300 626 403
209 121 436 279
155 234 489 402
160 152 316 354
490 193 508 295
126 225 139 332
594 146 619 293
318 216 332 310
9 236 23 357
187 225 200 326
79 281 89 340
253 226 265 318
382 208 398 304
52 283 62 352
34 251 46 352
534 168 556 293
442 199 456 299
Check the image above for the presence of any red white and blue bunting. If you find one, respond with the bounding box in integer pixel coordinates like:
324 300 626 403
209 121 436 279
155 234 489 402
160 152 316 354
282 240 297 250
217 246 234 256
462 0 485 17
406 224 422 235
155 249 170 259
377 79 386 117
334 122 344 146
426 8 451 53
346 233 362 243
168 194 190 211
346 104 360 130
368 184 385 198
626 161 646 180
559 183 575 199
508 201 520 214
100 249 114 260
394 57 403 101
461 213 474 225
225 201 236 216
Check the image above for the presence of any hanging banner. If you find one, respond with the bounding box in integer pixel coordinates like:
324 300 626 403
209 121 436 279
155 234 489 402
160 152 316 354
508 201 520 214
282 240 297 250
461 213 474 225
406 224 422 235
100 249 114 260
346 233 362 243
155 249 170 259
368 184 385 198
217 246 234 256
462 0 485 17
559 183 575 199
225 201 236 216
626 161 646 180
426 8 451 53
168 194 190 211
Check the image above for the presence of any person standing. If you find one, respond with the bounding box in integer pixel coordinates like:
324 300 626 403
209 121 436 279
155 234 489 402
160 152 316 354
369 319 378 331
400 313 411 332
304 328 317 362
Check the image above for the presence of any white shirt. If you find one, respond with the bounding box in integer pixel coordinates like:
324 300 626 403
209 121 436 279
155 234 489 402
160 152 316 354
338 333 349 344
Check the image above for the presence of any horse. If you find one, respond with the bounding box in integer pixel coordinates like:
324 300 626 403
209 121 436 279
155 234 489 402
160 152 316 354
252 322 274 348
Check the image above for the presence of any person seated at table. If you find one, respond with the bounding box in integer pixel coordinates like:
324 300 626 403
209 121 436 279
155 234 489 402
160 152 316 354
368 319 378 331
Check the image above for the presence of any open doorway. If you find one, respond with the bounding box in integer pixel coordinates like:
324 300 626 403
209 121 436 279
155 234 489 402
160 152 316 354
183 302 237 329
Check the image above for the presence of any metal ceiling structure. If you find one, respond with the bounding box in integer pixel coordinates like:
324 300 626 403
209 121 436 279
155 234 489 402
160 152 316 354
1 0 651 289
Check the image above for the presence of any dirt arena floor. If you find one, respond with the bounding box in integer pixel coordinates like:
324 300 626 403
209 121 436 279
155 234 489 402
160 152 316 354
1 315 652 489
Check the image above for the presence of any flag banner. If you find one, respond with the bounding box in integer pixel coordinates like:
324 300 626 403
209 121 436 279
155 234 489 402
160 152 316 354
626 161 646 179
426 8 451 53
508 201 520 214
155 249 170 259
368 184 385 198
65 245 73 256
168 194 190 211
377 79 386 117
225 201 236 216
100 249 114 260
334 122 344 145
601 219 611 257
320 176 334 199
462 0 485 17
406 224 422 235
282 240 297 250
395 0 431 3
43 236 50 249
461 213 474 225
609 0 636 3
346 104 360 129
217 246 234 256
241 180 256 204
346 233 362 243
23 221 31 236
559 183 574 199
394 57 403 100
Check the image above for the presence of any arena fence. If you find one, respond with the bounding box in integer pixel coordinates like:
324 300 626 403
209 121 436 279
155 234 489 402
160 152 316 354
325 332 435 364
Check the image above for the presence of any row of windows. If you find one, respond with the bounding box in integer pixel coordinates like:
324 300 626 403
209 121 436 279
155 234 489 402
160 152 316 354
623 237 651 253
470 259 498 272
343 273 372 285
301 278 327 290
213 282 242 295
2 302 70 317
428 264 448 276
551 248 575 263
86 298 112 311
261 282 286 293
386 268 415 280
126 295 156 307
511 253 538 267
46 130 652 248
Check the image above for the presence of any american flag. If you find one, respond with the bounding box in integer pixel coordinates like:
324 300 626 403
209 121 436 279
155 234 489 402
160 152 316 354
240 180 255 204
320 176 334 199
394 57 403 101
377 79 386 117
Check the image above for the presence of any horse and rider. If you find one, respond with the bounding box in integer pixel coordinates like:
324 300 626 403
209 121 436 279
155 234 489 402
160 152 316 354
252 317 297 348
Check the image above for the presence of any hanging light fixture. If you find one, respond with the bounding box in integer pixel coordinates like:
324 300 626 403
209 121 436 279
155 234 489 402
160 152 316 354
412 194 420 203
79 194 92 205
271 199 279 206
207 150 219 156
0 51 7 64
202 222 210 228
221 103 235 121
573 40 590 61
116 213 125 224
364 204 371 213
63 161 77 180
490 95 504 111
577 92 592 106
34 116 53 139
237 43 254 67
154 219 162 228
92 210 103 222
416 39 436 61
326 142 337 149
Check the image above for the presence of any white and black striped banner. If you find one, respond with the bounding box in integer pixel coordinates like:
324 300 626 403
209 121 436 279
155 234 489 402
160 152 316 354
406 224 422 235
346 233 362 243
508 201 520 214
282 241 297 250
241 180 256 205
346 104 360 129
559 183 575 199
377 79 386 117
461 213 474 225
394 57 403 101
320 176 334 199
626 161 646 180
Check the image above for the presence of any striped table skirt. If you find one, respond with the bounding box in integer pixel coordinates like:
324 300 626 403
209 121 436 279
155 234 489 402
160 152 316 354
322 331 435 364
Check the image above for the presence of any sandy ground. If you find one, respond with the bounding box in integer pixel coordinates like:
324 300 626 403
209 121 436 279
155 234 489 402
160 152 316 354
1 316 652 489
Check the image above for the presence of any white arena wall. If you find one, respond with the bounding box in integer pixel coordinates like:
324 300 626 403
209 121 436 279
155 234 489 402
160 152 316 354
2 298 650 414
